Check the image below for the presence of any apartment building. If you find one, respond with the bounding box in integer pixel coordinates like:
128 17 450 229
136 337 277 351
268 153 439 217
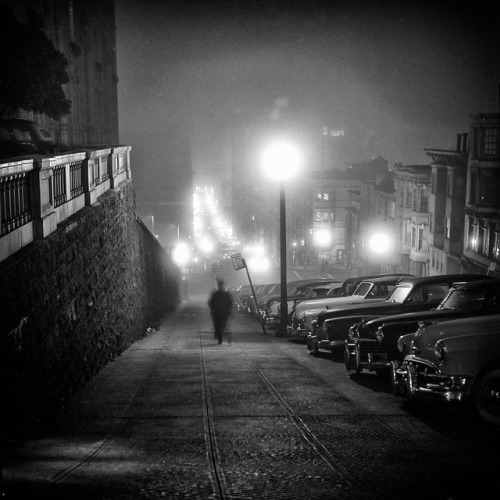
462 113 500 277
394 164 432 276
425 133 468 275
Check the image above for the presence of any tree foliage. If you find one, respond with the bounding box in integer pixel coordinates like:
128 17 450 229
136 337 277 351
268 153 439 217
0 7 71 119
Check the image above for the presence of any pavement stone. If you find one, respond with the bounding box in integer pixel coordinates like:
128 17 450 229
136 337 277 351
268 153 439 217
2 296 500 500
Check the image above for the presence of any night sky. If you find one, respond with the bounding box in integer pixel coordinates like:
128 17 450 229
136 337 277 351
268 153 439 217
115 0 500 191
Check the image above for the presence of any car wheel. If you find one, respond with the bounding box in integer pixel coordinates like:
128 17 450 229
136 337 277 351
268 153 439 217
312 339 319 357
306 336 312 351
474 368 500 426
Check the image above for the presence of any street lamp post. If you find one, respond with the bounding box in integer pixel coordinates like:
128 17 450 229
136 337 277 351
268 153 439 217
278 179 287 335
262 141 300 336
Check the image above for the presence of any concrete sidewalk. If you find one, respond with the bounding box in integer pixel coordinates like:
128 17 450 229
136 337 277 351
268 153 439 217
3 295 500 500
2 298 209 498
2 296 281 499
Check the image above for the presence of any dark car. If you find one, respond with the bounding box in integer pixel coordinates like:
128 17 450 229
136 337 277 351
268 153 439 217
344 278 500 374
392 314 500 425
0 119 57 158
311 274 490 359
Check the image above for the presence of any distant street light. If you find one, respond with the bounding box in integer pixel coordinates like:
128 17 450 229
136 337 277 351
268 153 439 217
368 232 391 254
262 141 300 336
367 230 392 273
172 241 191 270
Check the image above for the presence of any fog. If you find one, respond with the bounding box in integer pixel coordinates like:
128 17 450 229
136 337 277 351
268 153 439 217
116 0 500 197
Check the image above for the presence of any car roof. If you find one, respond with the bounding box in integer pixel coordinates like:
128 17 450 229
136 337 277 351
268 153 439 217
292 278 342 287
394 274 491 286
357 275 409 284
452 278 500 290
342 273 411 284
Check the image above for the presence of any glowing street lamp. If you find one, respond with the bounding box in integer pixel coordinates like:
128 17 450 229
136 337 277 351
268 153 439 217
368 232 391 255
172 241 191 269
367 231 392 273
262 141 300 336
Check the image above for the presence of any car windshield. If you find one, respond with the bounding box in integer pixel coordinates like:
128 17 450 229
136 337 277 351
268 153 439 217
385 285 411 303
352 282 372 297
438 289 489 312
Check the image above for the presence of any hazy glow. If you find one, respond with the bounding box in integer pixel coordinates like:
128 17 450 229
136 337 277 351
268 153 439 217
199 236 215 255
369 233 391 254
314 229 331 247
172 242 191 266
247 256 270 272
262 141 300 181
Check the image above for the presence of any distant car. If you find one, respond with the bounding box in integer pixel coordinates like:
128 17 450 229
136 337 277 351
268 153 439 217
392 313 500 425
295 274 410 339
345 278 500 374
0 119 57 158
311 274 490 359
263 278 341 329
311 282 343 297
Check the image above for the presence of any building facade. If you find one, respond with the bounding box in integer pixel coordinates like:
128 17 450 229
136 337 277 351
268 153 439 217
425 133 468 275
462 113 500 277
393 164 432 277
3 0 119 146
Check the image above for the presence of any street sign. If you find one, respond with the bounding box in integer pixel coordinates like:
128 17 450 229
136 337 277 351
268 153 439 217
231 253 245 271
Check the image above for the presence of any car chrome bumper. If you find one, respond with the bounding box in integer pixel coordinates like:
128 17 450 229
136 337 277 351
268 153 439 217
393 355 472 402
291 327 309 337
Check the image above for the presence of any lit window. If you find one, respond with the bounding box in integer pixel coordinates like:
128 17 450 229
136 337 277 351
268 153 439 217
493 231 500 261
469 217 479 251
481 224 490 256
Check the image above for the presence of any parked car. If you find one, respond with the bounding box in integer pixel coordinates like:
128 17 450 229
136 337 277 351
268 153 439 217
236 283 266 314
311 274 489 359
311 281 343 297
345 278 500 374
232 284 254 311
307 314 380 356
392 313 500 425
0 119 57 158
263 278 341 329
294 274 410 338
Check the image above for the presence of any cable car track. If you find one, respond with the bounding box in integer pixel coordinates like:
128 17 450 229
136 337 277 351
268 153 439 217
198 328 372 499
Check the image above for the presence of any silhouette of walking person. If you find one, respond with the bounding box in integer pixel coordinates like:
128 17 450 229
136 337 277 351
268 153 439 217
208 279 233 344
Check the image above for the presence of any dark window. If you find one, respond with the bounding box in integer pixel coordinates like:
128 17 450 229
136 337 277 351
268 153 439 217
483 127 500 157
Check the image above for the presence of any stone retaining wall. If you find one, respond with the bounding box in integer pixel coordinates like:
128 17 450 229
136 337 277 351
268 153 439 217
0 179 180 438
